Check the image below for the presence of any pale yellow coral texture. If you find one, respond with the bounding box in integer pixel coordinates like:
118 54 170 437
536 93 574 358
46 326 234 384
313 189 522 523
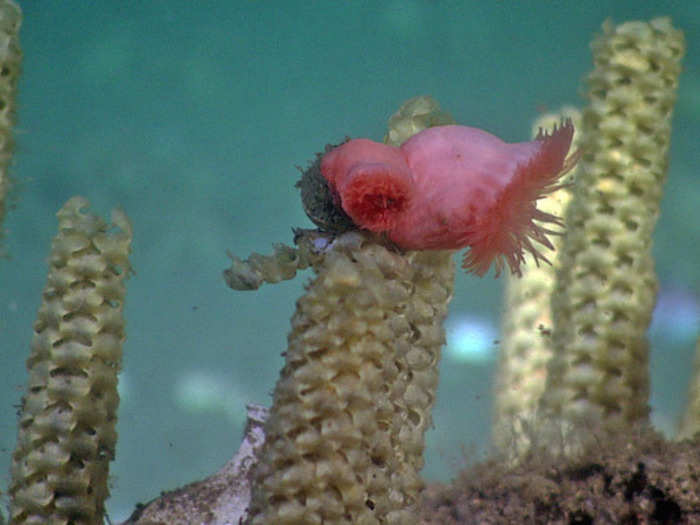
493 107 582 457
0 0 21 251
679 335 700 440
10 196 132 525
245 234 453 525
540 17 684 432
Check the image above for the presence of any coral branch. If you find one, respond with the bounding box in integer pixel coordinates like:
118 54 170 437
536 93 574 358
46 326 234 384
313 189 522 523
9 196 133 525
245 233 454 525
0 0 21 255
540 17 685 434
679 335 700 440
493 107 582 459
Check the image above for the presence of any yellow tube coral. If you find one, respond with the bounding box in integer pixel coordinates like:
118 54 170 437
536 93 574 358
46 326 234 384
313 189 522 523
539 18 685 433
9 196 133 525
245 98 456 524
224 240 319 291
383 95 454 147
679 334 700 440
245 233 453 525
0 0 21 254
493 107 581 457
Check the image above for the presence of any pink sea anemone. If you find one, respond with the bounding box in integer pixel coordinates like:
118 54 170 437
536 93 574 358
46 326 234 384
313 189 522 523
320 120 577 277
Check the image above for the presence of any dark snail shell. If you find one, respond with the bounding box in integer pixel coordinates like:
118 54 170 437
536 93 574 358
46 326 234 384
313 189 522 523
296 143 356 234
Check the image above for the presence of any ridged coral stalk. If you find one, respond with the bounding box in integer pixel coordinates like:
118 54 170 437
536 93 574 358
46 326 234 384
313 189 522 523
10 196 132 525
493 107 581 457
679 334 700 440
539 18 684 433
0 0 21 253
245 233 453 525
383 95 454 147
